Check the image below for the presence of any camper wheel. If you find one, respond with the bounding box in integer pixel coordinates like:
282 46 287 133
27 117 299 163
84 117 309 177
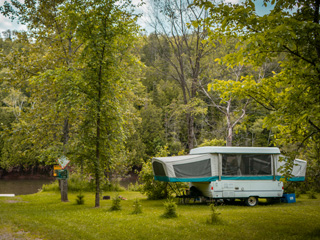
245 196 258 207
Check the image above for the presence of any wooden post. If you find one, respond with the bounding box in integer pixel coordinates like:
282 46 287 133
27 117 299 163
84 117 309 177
60 179 69 202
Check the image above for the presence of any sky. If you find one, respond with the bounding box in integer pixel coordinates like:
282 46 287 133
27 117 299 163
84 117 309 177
0 0 274 37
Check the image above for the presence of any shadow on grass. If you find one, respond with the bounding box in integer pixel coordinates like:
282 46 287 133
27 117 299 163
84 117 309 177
307 228 320 238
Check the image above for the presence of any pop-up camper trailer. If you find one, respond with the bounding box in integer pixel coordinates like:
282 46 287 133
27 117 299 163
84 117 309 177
152 147 307 206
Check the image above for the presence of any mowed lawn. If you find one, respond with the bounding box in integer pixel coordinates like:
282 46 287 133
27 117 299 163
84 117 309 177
0 191 319 240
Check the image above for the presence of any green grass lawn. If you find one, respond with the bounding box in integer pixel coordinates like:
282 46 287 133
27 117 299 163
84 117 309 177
0 191 319 240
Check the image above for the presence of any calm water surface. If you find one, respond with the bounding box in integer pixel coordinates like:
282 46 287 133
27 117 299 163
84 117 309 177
0 179 54 195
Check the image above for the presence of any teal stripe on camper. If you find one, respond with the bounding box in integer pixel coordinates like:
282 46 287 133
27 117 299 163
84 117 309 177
275 176 305 182
154 176 170 182
155 175 305 182
154 176 219 182
221 176 274 180
288 176 305 181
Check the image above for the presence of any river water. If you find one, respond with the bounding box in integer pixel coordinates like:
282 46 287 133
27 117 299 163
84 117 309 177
0 179 54 195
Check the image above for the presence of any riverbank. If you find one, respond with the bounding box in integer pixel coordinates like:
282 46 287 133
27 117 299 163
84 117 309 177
1 191 319 240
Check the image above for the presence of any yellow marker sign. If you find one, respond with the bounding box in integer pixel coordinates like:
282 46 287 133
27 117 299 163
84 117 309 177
53 165 62 176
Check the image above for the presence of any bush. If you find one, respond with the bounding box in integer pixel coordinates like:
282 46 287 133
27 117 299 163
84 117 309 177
161 198 178 218
307 189 317 199
42 180 60 192
101 179 126 192
132 198 142 214
199 139 226 147
138 145 188 199
42 172 125 193
138 161 168 200
127 182 140 192
76 193 85 205
109 194 122 211
206 204 220 224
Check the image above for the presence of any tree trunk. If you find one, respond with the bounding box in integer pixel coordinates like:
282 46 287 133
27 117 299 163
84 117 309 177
60 119 69 202
226 100 233 146
95 99 101 207
226 126 233 146
95 64 103 208
187 113 195 150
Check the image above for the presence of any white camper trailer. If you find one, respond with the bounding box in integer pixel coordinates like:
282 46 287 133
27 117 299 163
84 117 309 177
152 147 307 206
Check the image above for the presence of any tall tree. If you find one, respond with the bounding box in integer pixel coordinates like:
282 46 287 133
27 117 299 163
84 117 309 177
70 0 140 207
1 0 141 207
0 0 83 165
195 0 320 153
148 0 212 150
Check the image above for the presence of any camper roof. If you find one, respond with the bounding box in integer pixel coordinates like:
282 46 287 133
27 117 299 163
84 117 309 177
190 146 281 155
153 155 205 163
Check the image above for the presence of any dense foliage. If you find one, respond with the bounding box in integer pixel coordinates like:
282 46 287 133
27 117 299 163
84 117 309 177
0 0 319 199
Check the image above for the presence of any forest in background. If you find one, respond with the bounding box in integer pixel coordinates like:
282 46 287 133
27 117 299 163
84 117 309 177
0 0 319 205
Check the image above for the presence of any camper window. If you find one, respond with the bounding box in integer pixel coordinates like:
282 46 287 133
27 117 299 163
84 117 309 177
222 154 272 176
173 159 211 178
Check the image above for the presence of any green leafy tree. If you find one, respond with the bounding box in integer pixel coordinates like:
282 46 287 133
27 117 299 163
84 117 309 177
69 0 140 207
195 0 320 152
0 0 141 207
0 0 83 167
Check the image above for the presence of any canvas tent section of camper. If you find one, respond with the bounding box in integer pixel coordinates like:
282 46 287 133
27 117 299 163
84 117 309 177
276 157 307 181
152 154 219 182
152 147 307 183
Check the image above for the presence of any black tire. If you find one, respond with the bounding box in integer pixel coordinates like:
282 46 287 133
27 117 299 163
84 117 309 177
245 196 258 207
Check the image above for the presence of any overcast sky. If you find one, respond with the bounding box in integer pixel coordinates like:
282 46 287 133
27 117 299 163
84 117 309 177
0 0 273 37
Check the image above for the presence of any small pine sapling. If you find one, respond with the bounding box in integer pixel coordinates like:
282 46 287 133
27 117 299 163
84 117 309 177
206 204 220 224
109 194 121 211
76 192 85 205
161 198 178 218
132 198 142 214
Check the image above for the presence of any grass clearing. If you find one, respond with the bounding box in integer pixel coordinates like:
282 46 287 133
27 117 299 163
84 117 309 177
0 192 319 240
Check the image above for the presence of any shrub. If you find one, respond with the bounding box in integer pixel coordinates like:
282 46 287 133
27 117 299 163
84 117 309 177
127 182 140 192
138 161 168 200
42 172 125 193
103 180 125 192
307 189 317 199
206 204 220 224
76 193 85 205
132 198 142 214
109 194 121 211
161 198 178 218
42 180 60 192
199 139 226 147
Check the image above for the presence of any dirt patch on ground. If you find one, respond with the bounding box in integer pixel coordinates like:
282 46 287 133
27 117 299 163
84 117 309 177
4 197 28 204
5 200 29 204
0 227 43 240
